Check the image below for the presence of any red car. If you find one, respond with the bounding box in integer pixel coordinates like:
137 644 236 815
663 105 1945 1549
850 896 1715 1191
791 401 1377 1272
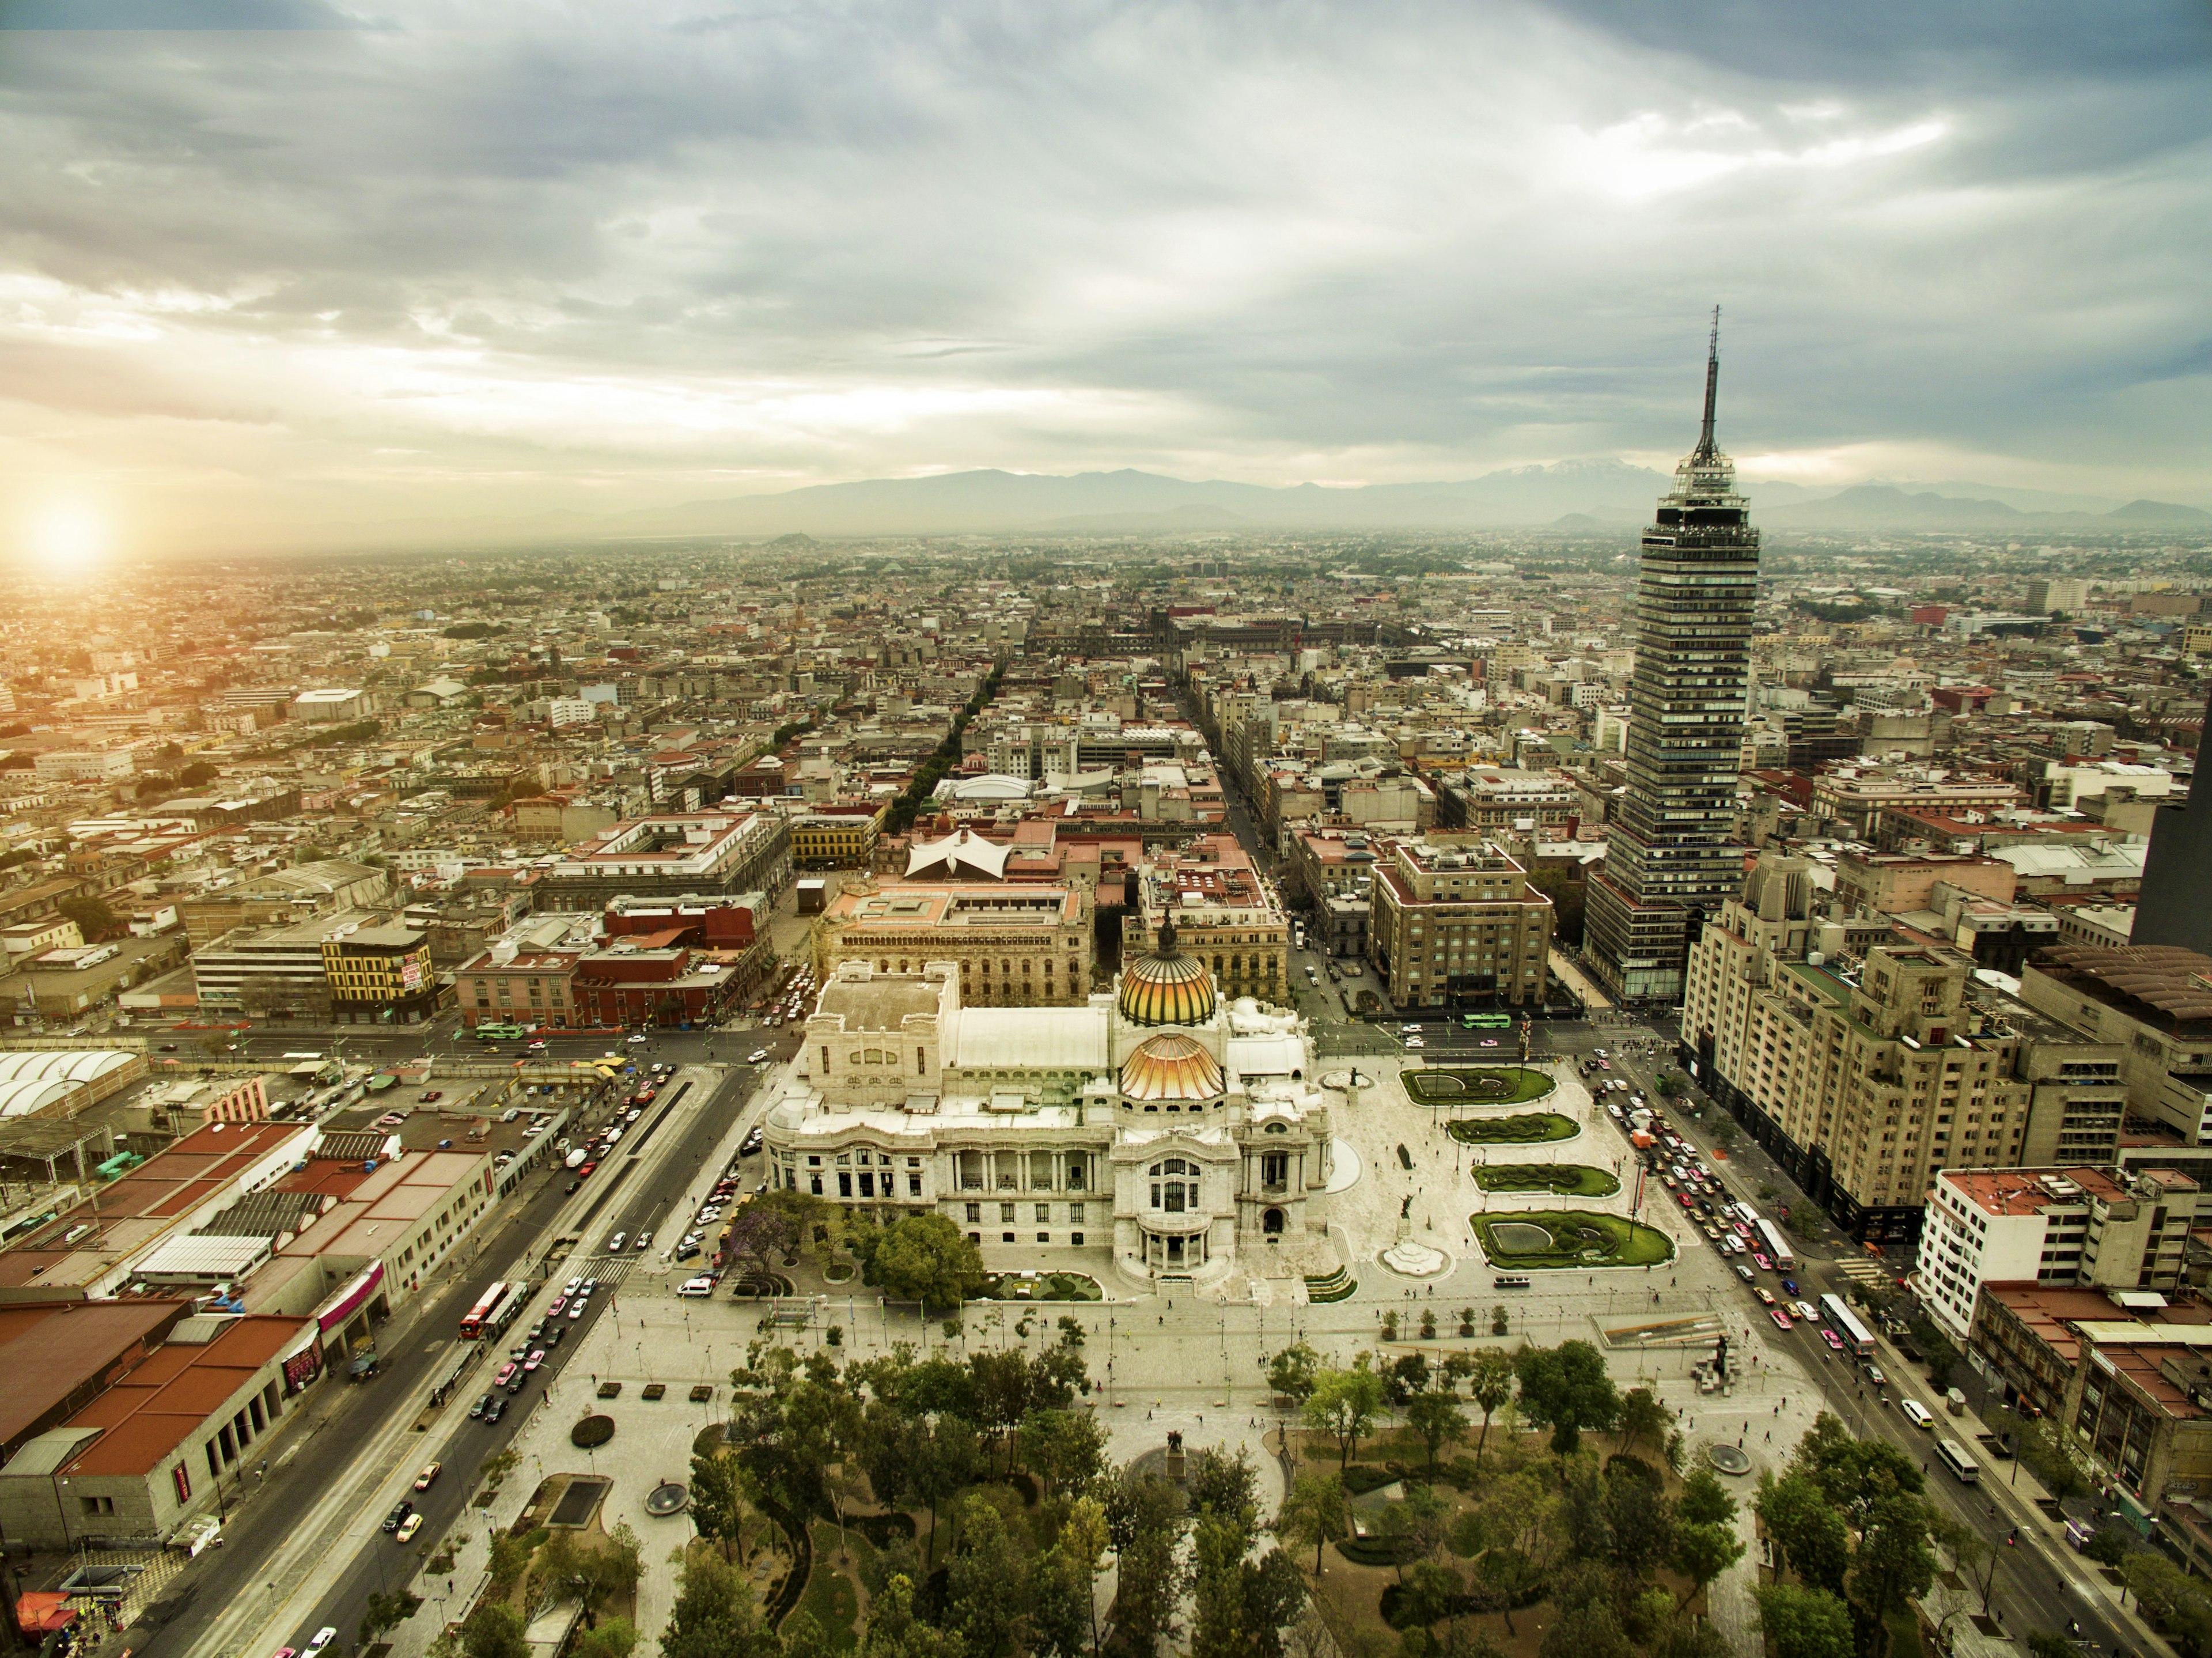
1769 1309 1792 1331
578 1161 597 1177
1676 1193 1695 1209
1820 1329 1844 1352
493 1361 518 1388
547 1296 567 1316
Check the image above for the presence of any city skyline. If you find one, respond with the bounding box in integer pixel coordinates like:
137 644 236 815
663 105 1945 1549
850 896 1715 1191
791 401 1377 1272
2 0 2209 566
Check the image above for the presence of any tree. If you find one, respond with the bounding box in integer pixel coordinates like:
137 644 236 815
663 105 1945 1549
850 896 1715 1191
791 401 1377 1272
1380 1485 1450 1587
1672 1521 1746 1610
1616 1387 1671 1456
359 1591 421 1652
458 1603 529 1658
1847 1495 1937 1657
1755 1471 1850 1599
56 895 118 941
1466 1351 1515 1461
873 1214 987 1311
1927 1510 2001 1618
690 1450 756 1565
1755 1585 1854 1658
1302 1366 1387 1468
1018 1408 1109 1497
1277 1470 1350 1573
661 1546 772 1658
946 1494 1030 1658
1059 1496 1111 1658
910 1414 985 1565
1677 1468 1737 1531
1267 1341 1321 1405
863 1573 970 1658
179 760 220 786
1511 1341 1620 1460
1407 1386 1468 1472
571 1621 637 1658
724 1201 805 1282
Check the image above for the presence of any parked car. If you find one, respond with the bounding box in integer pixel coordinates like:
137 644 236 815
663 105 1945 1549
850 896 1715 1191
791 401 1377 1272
421 1091 442 1103
740 1127 764 1156
677 1277 717 1297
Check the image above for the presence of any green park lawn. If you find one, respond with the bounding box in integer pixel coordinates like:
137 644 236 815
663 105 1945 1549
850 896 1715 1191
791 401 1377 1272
1472 1207 1676 1269
1402 1066 1556 1107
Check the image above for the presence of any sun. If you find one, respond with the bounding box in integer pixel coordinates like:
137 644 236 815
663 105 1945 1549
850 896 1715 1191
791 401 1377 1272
22 501 110 579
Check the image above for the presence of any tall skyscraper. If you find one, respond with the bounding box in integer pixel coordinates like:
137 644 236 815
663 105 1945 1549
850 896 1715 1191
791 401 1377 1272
1585 314 1760 1004
2130 679 2212 952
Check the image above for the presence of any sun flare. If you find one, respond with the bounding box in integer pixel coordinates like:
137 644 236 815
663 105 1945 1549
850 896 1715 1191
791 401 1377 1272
21 501 110 579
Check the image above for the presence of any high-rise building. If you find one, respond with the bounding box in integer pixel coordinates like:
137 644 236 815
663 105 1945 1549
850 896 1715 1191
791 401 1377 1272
1585 316 1760 1002
2131 680 2212 953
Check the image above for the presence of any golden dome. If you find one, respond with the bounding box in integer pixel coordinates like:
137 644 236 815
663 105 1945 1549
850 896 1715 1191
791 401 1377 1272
1119 1033 1225 1102
1116 917 1217 1027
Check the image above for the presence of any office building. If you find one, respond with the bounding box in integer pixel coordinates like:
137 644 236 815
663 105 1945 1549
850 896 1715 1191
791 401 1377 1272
1585 321 1760 1002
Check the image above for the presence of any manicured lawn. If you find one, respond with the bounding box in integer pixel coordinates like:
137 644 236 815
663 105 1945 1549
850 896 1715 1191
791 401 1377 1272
1402 1066 1556 1107
1472 1208 1676 1269
798 1523 868 1649
1470 1163 1620 1197
1447 1112 1580 1145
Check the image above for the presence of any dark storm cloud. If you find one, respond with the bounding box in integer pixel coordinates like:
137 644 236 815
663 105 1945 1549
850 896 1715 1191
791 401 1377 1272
0 0 2206 548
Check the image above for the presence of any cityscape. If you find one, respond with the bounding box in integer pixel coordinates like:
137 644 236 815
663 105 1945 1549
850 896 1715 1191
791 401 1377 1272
3 7 2212 1658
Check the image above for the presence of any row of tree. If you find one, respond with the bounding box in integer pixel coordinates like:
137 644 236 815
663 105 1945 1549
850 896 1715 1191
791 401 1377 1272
673 1337 1305 1658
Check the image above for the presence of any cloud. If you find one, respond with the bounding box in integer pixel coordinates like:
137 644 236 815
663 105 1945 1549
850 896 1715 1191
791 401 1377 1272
0 0 2207 551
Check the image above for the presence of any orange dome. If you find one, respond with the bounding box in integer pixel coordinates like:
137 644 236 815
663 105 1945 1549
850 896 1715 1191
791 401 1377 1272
1119 1033 1226 1101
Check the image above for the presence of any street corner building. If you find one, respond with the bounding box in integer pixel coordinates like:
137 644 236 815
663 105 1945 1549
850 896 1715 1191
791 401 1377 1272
758 916 1334 1288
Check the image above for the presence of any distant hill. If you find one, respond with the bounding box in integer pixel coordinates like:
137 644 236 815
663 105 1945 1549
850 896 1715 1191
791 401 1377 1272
593 460 1685 539
2107 498 2212 523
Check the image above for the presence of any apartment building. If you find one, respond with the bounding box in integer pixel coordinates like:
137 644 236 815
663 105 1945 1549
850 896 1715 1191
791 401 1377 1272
456 944 584 1029
1916 1165 2202 1339
540 812 791 910
1369 837 1554 1010
1682 854 2127 1242
321 922 438 1025
1434 767 1581 838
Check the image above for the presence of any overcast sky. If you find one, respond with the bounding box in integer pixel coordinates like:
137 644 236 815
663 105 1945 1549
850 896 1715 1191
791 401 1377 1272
2 0 2209 557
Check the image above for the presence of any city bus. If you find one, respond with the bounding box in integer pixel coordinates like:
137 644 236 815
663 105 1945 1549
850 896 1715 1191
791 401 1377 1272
1461 1012 1513 1029
475 1023 528 1041
459 1281 513 1339
1819 1293 1876 1357
1933 1439 1980 1483
1753 1218 1796 1271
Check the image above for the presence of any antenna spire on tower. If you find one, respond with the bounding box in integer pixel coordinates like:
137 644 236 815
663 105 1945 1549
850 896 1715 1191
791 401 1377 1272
1696 304 1721 459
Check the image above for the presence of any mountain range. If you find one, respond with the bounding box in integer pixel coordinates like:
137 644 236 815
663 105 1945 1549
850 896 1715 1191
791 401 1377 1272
575 464 2209 540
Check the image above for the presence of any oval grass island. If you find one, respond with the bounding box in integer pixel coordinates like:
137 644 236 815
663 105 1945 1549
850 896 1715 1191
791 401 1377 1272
1469 1163 1621 1198
1471 1208 1675 1270
1401 1066 1556 1107
1446 1112 1580 1146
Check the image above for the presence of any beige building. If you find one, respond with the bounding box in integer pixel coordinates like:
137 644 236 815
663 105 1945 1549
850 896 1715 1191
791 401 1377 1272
813 880 1093 1007
1123 835 1289 1008
1681 854 2127 1243
2019 945 2212 1148
1369 837 1554 1010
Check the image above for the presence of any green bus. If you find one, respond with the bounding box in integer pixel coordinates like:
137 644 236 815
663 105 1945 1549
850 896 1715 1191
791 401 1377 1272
475 1022 528 1040
1461 1012 1512 1030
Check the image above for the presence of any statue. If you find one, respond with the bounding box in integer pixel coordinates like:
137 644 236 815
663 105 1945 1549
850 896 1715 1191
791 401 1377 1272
1400 1194 1413 1220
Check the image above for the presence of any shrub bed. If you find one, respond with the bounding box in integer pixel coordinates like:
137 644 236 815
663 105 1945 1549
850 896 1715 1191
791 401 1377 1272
1448 1112 1580 1145
1340 1464 1400 1496
571 1415 615 1448
1470 1163 1620 1197
1338 1535 1422 1568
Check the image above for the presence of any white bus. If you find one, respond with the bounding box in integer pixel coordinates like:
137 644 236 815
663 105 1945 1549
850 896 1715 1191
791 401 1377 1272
1934 1439 1980 1483
1819 1293 1876 1357
1753 1218 1796 1270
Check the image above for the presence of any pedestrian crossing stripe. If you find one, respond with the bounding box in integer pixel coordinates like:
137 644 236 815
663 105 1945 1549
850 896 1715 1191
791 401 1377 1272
1834 1259 1893 1287
581 1254 641 1283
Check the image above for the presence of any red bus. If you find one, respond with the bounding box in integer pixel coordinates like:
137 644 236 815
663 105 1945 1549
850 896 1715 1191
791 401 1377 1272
459 1280 517 1340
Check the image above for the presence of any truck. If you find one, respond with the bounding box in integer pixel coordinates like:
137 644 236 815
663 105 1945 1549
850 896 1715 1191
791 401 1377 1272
565 1148 588 1169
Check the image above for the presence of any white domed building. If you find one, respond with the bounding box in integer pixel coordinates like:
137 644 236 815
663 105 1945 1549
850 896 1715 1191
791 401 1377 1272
760 917 1331 1288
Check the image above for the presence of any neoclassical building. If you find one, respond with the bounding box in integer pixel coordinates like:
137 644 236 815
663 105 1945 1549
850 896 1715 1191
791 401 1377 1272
760 919 1332 1286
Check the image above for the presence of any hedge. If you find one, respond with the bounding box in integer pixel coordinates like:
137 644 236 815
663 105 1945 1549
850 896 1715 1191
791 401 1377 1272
1472 1209 1676 1269
1403 1067 1556 1107
1470 1163 1620 1197
1448 1113 1580 1145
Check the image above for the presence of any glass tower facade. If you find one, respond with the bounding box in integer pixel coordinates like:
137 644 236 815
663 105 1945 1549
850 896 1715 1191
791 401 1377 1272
1585 322 1760 1004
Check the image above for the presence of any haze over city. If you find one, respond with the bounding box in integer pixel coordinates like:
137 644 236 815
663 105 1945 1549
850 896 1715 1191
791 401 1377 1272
2 0 2210 565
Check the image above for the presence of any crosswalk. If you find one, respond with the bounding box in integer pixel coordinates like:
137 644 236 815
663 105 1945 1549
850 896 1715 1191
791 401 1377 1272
1832 1255 1899 1292
575 1252 643 1287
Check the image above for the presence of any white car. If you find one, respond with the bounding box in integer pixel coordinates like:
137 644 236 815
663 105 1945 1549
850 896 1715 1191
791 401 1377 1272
1405 1037 1425 1048
677 1276 717 1297
748 1049 770 1064
307 1632 338 1655
1900 1399 1936 1429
